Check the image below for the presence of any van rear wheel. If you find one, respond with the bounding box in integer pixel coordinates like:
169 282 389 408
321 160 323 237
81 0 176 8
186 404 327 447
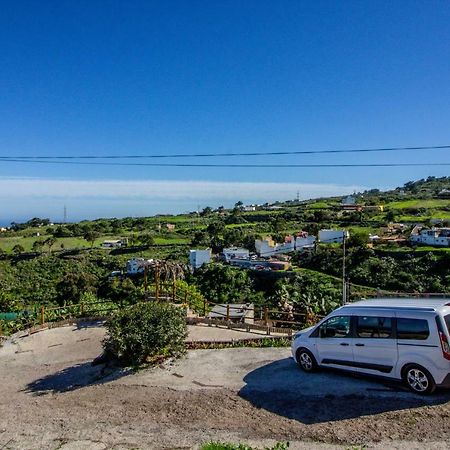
296 348 317 373
403 364 436 395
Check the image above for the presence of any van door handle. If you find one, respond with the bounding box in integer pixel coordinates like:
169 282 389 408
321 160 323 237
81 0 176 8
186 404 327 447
340 342 349 346
355 343 365 347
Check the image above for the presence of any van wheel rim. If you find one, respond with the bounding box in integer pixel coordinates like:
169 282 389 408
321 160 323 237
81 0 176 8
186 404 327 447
407 368 429 392
300 352 312 370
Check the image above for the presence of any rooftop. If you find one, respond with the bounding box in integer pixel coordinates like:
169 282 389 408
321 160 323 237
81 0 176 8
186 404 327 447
344 298 450 311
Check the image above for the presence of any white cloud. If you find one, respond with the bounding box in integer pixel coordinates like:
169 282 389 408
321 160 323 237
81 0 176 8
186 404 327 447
0 177 368 222
0 177 366 201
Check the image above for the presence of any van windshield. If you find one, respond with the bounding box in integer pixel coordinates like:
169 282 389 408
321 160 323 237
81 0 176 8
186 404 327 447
445 315 450 334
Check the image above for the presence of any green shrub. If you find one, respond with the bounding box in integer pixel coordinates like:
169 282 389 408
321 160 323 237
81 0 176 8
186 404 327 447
201 442 289 450
104 302 187 366
175 279 207 315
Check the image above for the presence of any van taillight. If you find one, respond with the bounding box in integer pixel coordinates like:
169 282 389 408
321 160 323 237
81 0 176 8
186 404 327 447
439 331 450 361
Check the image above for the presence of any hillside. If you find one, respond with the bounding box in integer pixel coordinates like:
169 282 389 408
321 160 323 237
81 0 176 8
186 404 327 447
1 177 449 328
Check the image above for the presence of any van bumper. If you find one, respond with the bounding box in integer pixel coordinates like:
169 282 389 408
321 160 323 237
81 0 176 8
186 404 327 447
438 373 450 388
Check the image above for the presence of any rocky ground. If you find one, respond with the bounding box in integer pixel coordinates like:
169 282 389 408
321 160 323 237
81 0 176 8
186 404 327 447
1 322 450 449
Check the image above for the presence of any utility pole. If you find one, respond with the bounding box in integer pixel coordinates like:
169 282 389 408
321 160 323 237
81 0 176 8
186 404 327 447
342 230 346 305
63 205 67 224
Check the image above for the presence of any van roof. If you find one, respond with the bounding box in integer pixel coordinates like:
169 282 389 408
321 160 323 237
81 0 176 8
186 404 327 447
343 298 450 312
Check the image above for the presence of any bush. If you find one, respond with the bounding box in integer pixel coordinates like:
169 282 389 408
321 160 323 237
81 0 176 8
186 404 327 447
104 302 187 366
175 279 207 315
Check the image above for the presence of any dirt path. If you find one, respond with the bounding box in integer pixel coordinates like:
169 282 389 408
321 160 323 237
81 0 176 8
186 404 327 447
1 323 450 449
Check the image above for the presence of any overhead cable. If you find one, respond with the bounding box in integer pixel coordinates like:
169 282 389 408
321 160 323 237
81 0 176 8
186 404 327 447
0 144 449 160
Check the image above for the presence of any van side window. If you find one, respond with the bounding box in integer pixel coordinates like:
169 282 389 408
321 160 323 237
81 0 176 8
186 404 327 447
444 315 450 334
319 316 351 338
356 316 392 338
397 318 429 340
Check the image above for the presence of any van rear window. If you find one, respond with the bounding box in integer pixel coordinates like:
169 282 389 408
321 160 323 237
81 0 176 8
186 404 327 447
397 318 429 340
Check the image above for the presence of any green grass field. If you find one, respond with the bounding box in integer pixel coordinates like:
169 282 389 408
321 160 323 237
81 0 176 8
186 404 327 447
385 199 450 210
0 233 190 254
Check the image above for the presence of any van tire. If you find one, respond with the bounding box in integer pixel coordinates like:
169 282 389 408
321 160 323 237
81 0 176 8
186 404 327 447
296 348 317 373
402 364 436 395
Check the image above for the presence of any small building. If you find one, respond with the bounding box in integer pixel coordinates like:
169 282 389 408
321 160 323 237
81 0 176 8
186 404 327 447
410 227 450 247
189 249 211 269
208 303 254 324
319 229 349 244
222 247 250 262
341 195 356 206
126 257 153 275
166 223 176 231
255 236 295 257
295 231 316 250
438 189 450 198
102 239 127 249
242 205 257 212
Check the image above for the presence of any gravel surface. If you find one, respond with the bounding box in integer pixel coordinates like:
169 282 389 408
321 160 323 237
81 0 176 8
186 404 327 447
1 323 450 449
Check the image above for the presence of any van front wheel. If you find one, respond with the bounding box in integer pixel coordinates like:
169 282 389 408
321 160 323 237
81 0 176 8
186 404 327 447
296 348 317 372
403 364 436 394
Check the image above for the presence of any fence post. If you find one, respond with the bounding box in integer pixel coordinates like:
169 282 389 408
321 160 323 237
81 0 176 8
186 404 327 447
40 306 45 325
172 276 176 301
226 304 230 321
264 307 269 326
203 298 206 317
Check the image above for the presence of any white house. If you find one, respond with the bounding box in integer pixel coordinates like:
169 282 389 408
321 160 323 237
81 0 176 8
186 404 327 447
410 227 450 247
189 249 212 269
255 236 296 257
319 229 349 244
102 239 127 249
222 247 250 262
126 258 153 275
341 195 356 206
295 231 316 250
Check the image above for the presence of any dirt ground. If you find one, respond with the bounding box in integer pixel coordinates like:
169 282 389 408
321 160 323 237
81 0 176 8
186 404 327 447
1 322 450 450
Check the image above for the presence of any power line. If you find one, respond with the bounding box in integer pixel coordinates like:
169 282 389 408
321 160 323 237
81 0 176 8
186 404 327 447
0 158 449 168
0 144 449 160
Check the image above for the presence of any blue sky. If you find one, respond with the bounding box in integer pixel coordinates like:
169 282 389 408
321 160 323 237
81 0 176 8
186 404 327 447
1 1 450 223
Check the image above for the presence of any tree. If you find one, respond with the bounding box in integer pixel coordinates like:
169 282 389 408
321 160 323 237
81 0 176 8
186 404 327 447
56 270 98 306
44 236 57 254
234 200 244 210
99 278 140 305
206 220 225 237
347 231 369 248
12 244 25 255
32 240 44 254
194 264 255 304
385 210 396 222
191 231 209 247
270 216 287 234
139 233 154 248
200 206 213 217
83 230 101 249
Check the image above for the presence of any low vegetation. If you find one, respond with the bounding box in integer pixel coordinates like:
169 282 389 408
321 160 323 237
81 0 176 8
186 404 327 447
201 442 289 450
104 302 187 366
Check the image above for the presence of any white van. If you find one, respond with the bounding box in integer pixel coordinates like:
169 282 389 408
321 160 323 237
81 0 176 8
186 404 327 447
291 298 450 394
